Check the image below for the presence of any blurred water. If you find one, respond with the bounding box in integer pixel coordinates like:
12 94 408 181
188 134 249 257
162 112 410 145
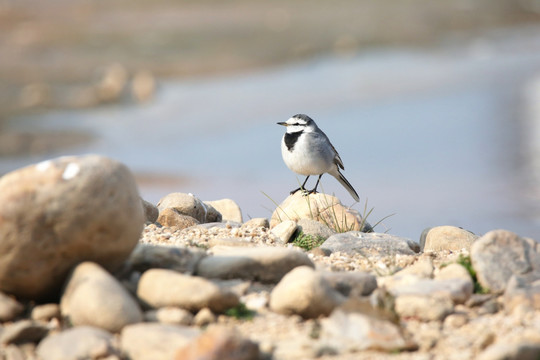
4 26 540 240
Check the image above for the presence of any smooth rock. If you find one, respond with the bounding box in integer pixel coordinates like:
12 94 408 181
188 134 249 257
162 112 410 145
145 307 194 326
131 70 156 103
125 243 206 274
193 308 216 327
137 269 239 313
321 232 420 256
478 342 540 360
31 304 60 322
203 202 223 223
321 310 410 352
471 230 540 293
436 263 473 282
121 323 199 360
297 218 336 240
141 198 159 223
175 326 259 360
395 295 454 321
504 274 540 313
157 193 211 223
241 218 269 229
0 292 24 322
270 193 371 232
0 319 48 345
270 266 345 318
196 246 314 283
270 220 297 243
387 277 473 304
204 199 241 223
322 271 378 297
421 225 478 252
36 326 117 360
157 208 200 229
0 155 144 300
61 262 143 333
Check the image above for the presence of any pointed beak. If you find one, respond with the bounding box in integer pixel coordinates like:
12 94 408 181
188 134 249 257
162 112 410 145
277 122 287 126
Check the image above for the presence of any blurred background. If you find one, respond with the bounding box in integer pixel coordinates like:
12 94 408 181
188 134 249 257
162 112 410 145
2 0 540 240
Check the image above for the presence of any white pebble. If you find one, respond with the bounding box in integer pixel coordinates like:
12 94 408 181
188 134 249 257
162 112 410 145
36 160 52 172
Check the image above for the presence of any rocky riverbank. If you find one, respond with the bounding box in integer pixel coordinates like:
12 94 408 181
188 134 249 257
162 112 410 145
0 155 539 360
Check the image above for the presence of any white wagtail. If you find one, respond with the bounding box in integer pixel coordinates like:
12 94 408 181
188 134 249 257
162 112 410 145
277 114 360 202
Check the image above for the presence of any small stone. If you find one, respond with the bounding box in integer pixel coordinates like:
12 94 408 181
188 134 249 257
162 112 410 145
31 304 60 322
0 320 48 345
204 199 241 223
477 342 540 360
241 218 269 229
175 326 260 360
436 263 473 282
37 326 117 360
61 261 143 333
137 269 239 313
196 246 314 283
121 323 199 360
270 266 345 318
297 218 336 240
141 198 159 223
0 292 24 322
0 155 144 300
193 308 216 327
388 277 473 304
321 310 411 352
322 271 378 297
444 313 468 328
397 257 434 278
471 230 540 293
125 243 206 274
157 193 209 223
146 307 194 326
504 274 540 313
321 232 420 256
270 220 297 243
157 209 200 229
421 226 478 252
395 295 454 321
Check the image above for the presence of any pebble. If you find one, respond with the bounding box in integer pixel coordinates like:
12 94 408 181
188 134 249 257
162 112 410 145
321 232 420 256
141 198 159 223
145 307 194 326
61 261 143 333
0 292 24 322
196 246 314 283
193 308 216 327
297 218 336 240
471 230 540 293
157 208 200 229
175 326 260 360
270 220 297 243
137 269 239 313
0 320 48 345
204 199 243 223
395 295 454 321
270 266 345 318
421 225 478 252
321 270 378 297
157 192 216 223
125 243 206 274
36 326 117 360
320 309 411 353
121 323 199 360
30 304 60 322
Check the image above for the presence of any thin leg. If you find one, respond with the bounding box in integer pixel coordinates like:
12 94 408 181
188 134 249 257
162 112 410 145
290 176 310 195
308 174 323 194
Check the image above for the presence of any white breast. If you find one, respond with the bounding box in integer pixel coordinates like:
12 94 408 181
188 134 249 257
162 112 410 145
281 133 335 176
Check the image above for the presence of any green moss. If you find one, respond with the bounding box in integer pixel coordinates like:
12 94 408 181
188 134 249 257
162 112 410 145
224 303 255 320
456 255 489 294
292 231 326 251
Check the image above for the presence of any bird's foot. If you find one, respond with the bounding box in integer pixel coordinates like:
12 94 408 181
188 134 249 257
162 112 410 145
289 187 304 195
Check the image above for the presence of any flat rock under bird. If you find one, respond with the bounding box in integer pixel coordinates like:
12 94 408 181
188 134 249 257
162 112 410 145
277 114 360 202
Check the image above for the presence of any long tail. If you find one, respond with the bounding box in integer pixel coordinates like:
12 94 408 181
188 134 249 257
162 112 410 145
332 169 360 202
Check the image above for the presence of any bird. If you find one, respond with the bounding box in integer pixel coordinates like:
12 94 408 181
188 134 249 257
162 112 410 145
277 114 360 202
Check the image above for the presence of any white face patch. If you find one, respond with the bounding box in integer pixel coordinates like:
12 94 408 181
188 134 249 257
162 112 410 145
36 160 52 172
62 163 80 180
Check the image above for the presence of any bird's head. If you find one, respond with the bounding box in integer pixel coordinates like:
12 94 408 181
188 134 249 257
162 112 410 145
277 114 317 133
